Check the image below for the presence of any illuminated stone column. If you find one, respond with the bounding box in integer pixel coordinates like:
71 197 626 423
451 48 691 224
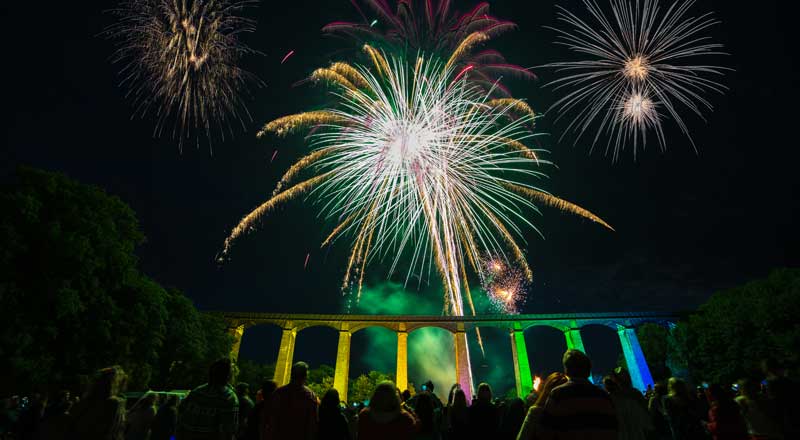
617 325 654 392
564 328 586 353
396 328 408 392
228 324 245 362
273 326 296 386
333 329 352 402
453 329 474 401
510 327 533 398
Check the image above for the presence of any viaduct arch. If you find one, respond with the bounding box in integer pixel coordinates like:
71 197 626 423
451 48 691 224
215 311 678 402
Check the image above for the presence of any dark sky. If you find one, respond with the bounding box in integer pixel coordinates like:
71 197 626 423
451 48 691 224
4 0 799 384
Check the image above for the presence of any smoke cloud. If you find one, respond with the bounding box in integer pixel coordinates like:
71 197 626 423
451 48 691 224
354 281 516 401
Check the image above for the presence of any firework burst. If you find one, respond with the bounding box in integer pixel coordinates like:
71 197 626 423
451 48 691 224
324 1 534 97
105 0 261 150
221 47 612 317
480 254 528 314
546 0 728 159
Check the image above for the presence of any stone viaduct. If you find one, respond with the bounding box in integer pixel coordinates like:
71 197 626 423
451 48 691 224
218 311 678 402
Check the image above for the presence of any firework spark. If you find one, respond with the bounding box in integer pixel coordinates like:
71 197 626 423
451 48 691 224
546 0 728 159
221 48 611 317
105 0 261 150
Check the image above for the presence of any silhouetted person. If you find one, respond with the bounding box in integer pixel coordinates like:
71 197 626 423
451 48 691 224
177 358 239 440
68 365 128 440
264 362 318 440
446 388 469 438
36 390 73 440
17 393 46 440
734 378 781 439
467 383 499 440
236 383 255 439
499 397 525 440
538 350 618 440
414 392 441 440
318 389 349 440
150 395 179 440
662 378 705 440
241 381 276 440
648 382 671 440
705 384 747 440
762 358 800 438
358 380 417 440
126 392 158 440
517 372 567 440
607 369 653 440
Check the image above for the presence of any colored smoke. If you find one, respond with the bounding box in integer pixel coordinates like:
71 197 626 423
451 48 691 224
354 281 516 400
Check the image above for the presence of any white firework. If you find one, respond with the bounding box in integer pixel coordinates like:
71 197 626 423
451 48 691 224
221 48 613 316
546 0 728 159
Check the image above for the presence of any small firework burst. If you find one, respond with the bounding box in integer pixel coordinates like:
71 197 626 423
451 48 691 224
546 0 728 159
615 86 663 146
480 254 528 314
105 0 261 150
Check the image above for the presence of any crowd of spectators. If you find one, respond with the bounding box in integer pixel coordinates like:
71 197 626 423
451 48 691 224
1 351 797 440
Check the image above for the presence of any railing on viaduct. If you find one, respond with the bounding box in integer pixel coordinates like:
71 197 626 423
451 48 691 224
215 311 679 402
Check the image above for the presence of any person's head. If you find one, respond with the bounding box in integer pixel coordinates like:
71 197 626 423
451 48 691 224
653 381 667 397
562 350 591 379
505 397 525 419
88 365 127 401
401 389 411 402
369 381 401 413
477 382 492 402
448 383 460 405
705 384 732 404
603 376 620 394
422 380 435 393
667 377 689 400
612 367 633 389
261 380 278 397
290 362 309 385
534 372 567 407
208 359 233 387
320 388 341 412
452 389 467 408
236 383 250 397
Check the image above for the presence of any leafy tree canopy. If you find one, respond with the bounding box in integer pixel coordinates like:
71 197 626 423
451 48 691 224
678 268 800 383
0 168 231 394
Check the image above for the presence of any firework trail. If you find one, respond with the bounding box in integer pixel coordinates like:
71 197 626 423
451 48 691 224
323 0 534 96
105 0 262 150
546 0 727 159
220 47 612 319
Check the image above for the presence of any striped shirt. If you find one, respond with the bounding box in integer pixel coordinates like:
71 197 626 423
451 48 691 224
177 383 239 439
539 379 618 440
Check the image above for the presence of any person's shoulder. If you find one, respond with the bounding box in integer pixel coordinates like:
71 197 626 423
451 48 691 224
223 385 239 405
551 381 609 399
302 385 317 401
398 408 417 425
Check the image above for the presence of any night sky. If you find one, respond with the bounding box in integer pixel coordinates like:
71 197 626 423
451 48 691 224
4 0 798 392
